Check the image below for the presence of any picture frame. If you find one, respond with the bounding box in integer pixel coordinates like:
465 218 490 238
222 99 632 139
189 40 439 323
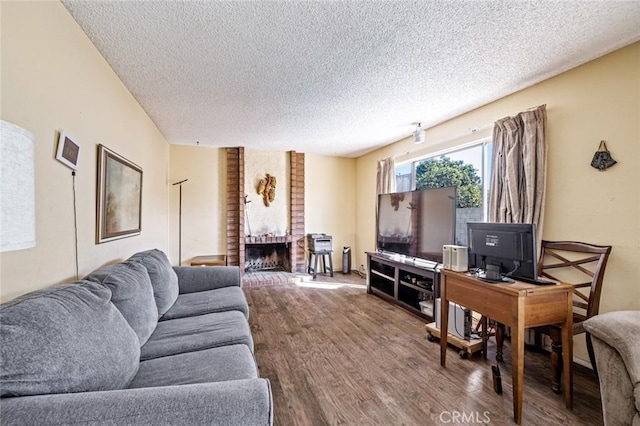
96 144 143 243
56 131 80 170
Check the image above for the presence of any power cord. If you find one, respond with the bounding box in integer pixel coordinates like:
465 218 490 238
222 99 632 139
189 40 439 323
72 170 79 280
504 260 520 278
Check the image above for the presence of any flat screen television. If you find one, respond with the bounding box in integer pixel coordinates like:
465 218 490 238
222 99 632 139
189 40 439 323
467 222 537 282
376 186 456 263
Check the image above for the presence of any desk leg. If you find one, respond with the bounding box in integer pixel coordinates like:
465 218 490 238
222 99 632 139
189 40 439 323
440 291 449 367
511 307 525 425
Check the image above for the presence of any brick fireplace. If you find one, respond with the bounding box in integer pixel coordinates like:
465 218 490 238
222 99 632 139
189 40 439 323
225 148 305 281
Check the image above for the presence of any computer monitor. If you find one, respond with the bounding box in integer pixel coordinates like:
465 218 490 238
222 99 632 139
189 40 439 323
467 222 537 283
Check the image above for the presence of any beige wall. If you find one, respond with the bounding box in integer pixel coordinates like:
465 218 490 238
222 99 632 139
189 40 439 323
355 43 640 363
306 155 357 270
168 145 226 265
0 1 170 301
167 149 357 272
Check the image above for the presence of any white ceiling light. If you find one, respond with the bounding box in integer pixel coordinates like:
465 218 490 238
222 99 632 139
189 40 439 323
413 123 425 144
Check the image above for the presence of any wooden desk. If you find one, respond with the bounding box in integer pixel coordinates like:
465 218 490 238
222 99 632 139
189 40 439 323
191 255 227 266
440 270 573 425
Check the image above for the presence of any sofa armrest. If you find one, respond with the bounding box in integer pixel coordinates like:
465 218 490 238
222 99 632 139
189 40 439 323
584 311 640 385
173 266 242 294
589 336 638 426
1 378 272 426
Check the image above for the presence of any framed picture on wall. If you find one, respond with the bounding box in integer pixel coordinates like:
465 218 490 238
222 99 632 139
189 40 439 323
96 144 143 243
56 131 80 170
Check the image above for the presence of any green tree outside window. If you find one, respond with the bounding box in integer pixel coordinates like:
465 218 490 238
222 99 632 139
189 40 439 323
415 156 482 208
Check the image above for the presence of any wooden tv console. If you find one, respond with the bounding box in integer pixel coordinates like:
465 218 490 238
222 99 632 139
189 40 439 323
366 251 440 320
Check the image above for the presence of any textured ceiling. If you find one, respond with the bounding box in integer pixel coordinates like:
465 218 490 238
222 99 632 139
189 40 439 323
62 1 640 157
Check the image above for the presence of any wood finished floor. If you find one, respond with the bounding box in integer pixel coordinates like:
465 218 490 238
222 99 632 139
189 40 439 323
245 273 603 426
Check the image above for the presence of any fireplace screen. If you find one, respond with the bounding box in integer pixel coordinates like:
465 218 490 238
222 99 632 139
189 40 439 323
245 243 291 272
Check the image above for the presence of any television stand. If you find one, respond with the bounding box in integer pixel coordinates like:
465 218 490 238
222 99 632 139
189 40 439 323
366 252 440 320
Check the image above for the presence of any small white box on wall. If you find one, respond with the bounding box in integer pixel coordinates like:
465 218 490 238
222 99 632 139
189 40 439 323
442 245 468 272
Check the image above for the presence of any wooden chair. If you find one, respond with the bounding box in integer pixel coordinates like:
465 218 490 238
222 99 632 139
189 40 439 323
534 240 612 392
494 240 612 392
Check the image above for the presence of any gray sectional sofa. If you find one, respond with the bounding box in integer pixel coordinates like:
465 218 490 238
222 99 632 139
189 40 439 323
0 249 272 425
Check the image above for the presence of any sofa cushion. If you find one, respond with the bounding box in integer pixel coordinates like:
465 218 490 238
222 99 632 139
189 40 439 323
85 261 158 346
129 344 257 389
140 310 253 361
128 249 179 316
0 281 140 397
161 286 249 321
173 266 241 293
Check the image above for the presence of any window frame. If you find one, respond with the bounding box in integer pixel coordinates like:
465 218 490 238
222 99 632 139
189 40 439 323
395 138 493 242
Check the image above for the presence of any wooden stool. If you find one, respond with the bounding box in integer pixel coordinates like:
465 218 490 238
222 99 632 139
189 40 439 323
191 255 227 266
307 250 333 279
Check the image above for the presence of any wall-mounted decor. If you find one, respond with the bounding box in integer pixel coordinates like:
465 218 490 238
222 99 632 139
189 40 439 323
257 173 276 206
96 144 142 243
590 140 617 171
55 131 80 170
0 120 36 252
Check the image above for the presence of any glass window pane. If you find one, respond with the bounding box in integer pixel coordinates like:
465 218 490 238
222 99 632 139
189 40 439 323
395 163 412 192
414 144 485 246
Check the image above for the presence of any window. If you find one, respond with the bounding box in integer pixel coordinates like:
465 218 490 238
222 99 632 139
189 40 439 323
395 140 492 245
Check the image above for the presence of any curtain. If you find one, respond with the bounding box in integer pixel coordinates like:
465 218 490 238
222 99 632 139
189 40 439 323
376 157 396 195
489 104 547 254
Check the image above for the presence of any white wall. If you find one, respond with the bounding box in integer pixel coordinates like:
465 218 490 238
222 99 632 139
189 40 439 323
1 1 170 301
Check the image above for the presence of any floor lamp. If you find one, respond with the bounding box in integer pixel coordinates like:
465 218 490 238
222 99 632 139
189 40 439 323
172 179 188 265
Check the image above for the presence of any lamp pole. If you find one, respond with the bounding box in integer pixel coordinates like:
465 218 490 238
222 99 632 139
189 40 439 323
172 179 188 265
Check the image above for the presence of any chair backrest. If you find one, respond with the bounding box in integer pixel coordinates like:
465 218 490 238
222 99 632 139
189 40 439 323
537 241 612 320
